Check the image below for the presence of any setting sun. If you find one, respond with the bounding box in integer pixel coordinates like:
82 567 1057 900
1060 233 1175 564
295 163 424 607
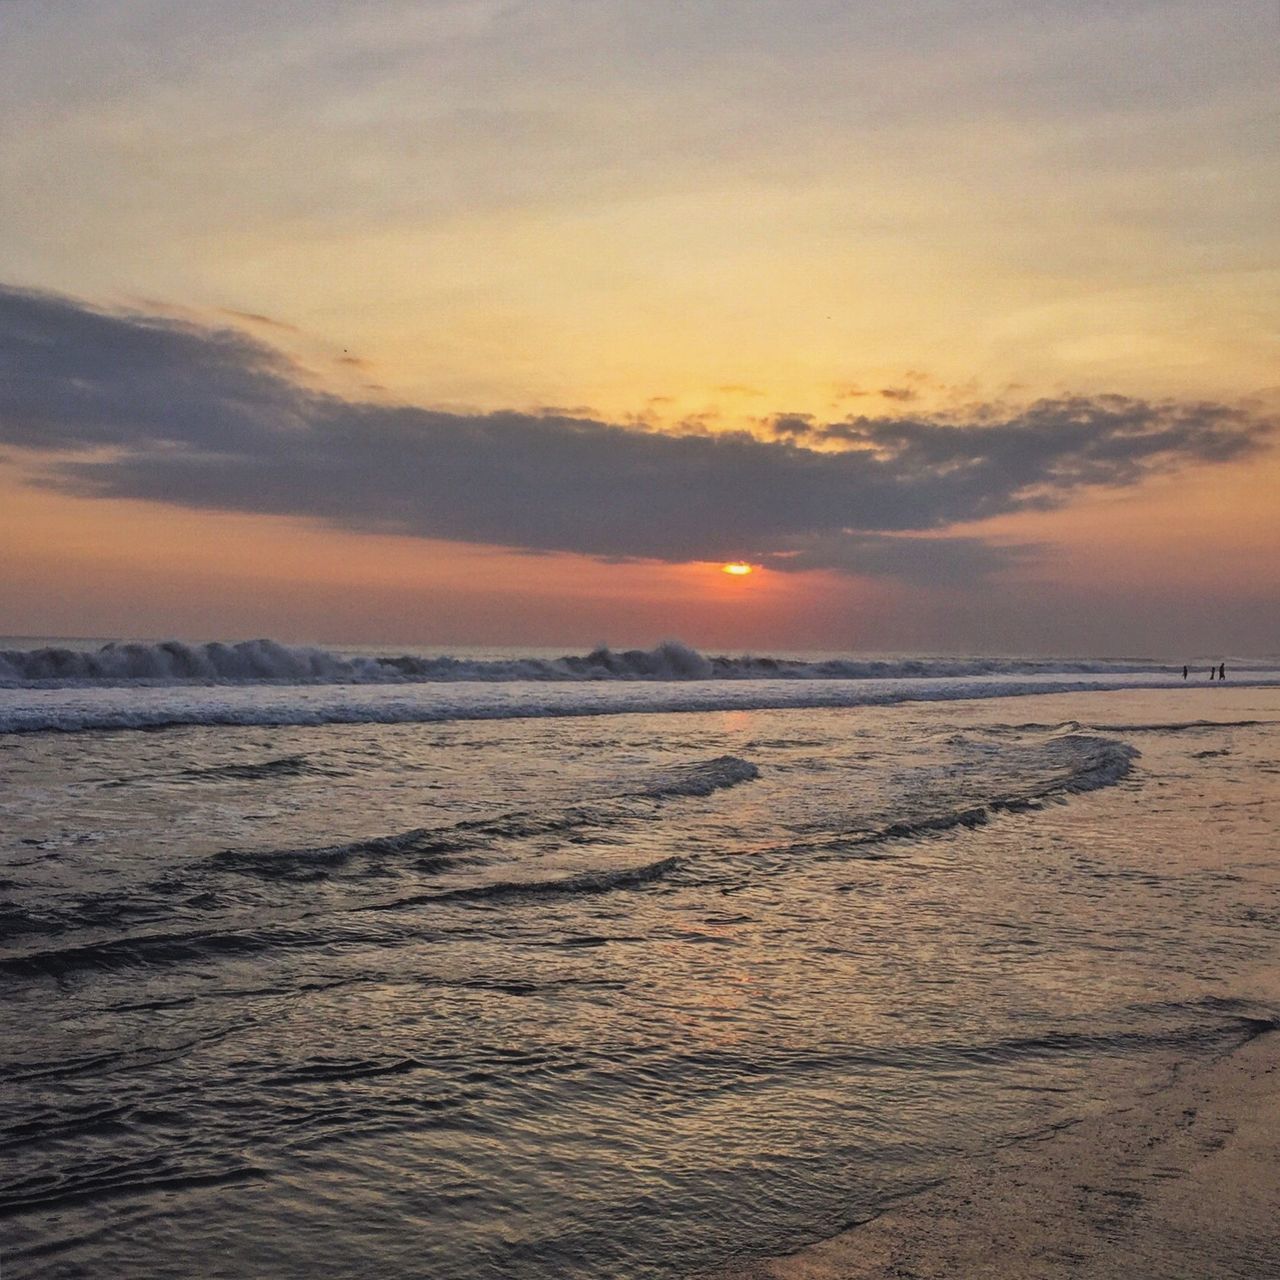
721 562 754 576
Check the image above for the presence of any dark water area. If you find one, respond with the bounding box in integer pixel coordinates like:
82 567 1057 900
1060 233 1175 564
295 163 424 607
3 688 1280 1278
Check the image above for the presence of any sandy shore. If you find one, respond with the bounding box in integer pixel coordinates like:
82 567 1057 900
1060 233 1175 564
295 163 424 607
711 1026 1280 1280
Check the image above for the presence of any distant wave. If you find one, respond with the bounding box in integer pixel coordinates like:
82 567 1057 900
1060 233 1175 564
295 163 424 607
0 637 1188 688
6 674 1280 735
3 640 1278 735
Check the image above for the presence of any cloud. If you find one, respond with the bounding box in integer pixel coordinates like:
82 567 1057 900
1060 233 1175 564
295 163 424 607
767 414 817 439
760 533 1037 584
219 308 300 333
0 285 1271 586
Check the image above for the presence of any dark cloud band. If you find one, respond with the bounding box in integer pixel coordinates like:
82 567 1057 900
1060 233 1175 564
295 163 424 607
0 285 1270 584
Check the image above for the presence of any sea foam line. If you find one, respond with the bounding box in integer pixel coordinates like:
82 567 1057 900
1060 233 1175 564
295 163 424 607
4 672 1280 734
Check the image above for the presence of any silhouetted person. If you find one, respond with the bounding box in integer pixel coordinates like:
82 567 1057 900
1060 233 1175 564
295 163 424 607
1182 665 1188 680
1219 663 1226 681
1209 667 1215 680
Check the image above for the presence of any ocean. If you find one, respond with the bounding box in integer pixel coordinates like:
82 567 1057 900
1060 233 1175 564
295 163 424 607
3 639 1280 1278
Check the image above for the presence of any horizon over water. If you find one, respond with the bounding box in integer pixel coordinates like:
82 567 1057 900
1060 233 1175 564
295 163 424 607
3 639 1280 1277
5 633 1274 664
3 635 1277 738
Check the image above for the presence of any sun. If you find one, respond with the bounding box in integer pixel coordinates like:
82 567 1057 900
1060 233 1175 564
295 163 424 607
721 562 754 576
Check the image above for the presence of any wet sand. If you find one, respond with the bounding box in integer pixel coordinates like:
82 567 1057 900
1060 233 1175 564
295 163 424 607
713 1026 1280 1279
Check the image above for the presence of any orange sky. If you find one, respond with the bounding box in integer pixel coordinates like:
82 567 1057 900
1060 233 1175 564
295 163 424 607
2 466 845 650
1 2 1277 654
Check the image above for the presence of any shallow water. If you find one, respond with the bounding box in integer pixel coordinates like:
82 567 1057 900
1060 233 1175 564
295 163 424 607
3 687 1280 1278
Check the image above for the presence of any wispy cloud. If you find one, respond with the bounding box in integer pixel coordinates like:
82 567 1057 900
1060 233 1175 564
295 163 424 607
218 308 300 333
1 285 1270 585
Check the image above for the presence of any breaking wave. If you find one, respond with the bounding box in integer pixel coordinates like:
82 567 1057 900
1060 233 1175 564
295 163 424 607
5 639 1278 736
0 638 1192 688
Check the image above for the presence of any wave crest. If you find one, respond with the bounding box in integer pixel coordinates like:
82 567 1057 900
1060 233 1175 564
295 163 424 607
0 637 1191 689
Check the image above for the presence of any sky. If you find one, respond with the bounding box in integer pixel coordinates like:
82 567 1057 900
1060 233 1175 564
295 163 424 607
2 0 1277 655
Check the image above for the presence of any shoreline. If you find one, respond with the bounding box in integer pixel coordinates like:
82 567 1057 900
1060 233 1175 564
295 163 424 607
710 1025 1280 1279
5 673 1280 737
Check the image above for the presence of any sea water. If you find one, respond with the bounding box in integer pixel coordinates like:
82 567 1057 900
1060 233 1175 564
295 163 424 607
3 641 1280 1278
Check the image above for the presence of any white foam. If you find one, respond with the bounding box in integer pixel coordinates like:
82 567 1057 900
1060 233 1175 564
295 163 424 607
4 670 1280 734
1 637 1247 690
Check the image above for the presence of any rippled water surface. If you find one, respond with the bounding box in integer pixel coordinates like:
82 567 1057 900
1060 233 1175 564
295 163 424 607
4 688 1280 1278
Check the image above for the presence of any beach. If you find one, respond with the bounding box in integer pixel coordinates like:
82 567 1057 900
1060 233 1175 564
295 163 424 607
7 2 1278 1273
714 1027 1280 1279
3 655 1280 1278
708 687 1280 1280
